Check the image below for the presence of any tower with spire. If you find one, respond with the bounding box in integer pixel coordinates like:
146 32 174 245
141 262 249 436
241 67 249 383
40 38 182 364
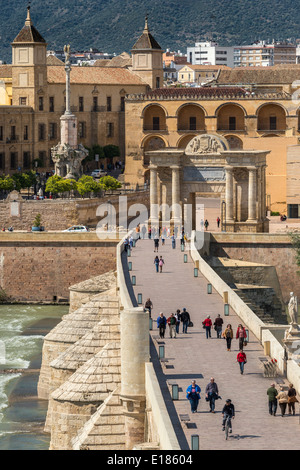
11 5 47 110
131 16 164 89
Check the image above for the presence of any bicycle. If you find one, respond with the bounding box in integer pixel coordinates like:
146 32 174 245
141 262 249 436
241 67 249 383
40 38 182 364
223 415 232 440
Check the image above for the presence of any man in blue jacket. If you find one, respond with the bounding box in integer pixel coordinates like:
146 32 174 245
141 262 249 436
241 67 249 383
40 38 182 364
186 380 201 413
157 312 167 339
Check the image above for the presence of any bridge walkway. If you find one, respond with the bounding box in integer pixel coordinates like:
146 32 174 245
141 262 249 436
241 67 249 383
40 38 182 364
130 237 300 450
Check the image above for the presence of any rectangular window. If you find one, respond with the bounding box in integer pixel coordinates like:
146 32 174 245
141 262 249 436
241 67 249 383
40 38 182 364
78 122 86 138
156 77 160 88
10 152 17 170
288 204 300 218
38 151 46 167
189 117 197 131
93 96 98 111
270 116 277 130
19 97 27 106
49 96 54 112
23 151 30 169
11 126 16 141
0 153 4 170
120 96 125 112
229 116 236 131
0 126 3 141
107 122 114 137
49 122 57 140
107 96 112 112
153 117 160 130
39 96 44 111
38 123 46 141
79 97 84 112
24 125 28 141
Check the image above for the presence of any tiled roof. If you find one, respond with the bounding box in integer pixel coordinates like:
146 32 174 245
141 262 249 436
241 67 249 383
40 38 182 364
46 55 64 66
0 65 12 78
217 65 300 85
93 59 111 67
47 66 145 85
132 20 162 51
13 24 46 44
145 86 247 99
180 64 231 71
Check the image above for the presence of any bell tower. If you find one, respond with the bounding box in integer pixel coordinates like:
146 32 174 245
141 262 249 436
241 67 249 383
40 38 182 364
131 16 164 90
11 5 47 110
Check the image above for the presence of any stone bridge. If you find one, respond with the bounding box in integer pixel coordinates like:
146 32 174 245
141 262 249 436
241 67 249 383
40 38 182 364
38 231 300 450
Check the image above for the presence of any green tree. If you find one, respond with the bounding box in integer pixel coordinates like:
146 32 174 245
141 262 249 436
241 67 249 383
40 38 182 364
45 174 63 195
0 176 14 194
103 145 120 163
99 175 122 191
77 175 101 197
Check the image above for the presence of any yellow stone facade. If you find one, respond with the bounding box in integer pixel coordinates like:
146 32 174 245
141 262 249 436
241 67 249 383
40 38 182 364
124 89 300 214
0 9 157 173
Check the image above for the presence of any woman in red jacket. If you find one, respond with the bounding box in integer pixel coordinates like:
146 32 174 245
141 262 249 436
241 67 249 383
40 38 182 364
237 350 247 375
203 315 212 339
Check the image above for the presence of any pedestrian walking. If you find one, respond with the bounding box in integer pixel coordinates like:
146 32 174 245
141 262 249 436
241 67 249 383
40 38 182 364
162 234 165 246
267 383 278 416
159 256 165 273
157 312 167 339
186 380 201 414
175 309 181 334
222 324 233 351
202 315 212 339
144 298 153 317
148 227 152 239
205 377 219 413
154 256 160 273
123 237 129 252
141 224 147 239
154 237 159 252
214 314 224 338
287 383 298 415
217 217 221 229
180 308 190 334
167 313 177 338
204 219 209 231
171 234 176 249
236 324 247 350
276 386 289 417
129 235 134 249
237 349 247 374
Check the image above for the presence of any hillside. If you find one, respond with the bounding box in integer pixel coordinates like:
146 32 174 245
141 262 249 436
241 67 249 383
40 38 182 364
1 0 300 62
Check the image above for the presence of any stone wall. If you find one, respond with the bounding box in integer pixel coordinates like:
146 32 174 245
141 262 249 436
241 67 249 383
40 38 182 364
0 233 117 302
209 233 300 303
0 190 150 231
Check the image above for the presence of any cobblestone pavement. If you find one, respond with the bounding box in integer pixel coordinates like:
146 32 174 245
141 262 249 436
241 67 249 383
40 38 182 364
131 237 300 450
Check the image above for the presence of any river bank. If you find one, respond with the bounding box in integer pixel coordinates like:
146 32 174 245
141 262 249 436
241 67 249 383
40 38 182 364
0 304 68 450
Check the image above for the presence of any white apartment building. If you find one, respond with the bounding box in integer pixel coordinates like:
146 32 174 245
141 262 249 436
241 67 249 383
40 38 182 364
187 41 234 68
234 42 296 67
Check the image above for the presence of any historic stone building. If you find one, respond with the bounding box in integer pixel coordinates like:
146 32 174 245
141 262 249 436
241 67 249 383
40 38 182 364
124 85 300 215
0 7 155 173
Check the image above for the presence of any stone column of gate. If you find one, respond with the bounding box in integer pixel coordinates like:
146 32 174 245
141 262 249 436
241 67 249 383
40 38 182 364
225 166 234 222
149 166 159 227
261 165 267 219
171 165 181 228
247 166 257 221
257 166 262 221
120 307 149 449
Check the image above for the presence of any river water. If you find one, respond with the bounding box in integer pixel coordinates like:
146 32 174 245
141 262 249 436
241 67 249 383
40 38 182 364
0 304 68 450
